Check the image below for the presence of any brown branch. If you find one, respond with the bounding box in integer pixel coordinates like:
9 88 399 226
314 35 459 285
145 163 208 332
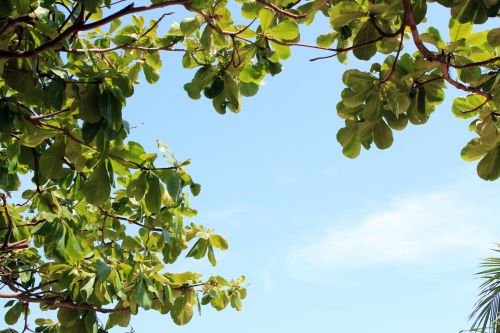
306 20 406 62
0 15 35 36
412 76 444 88
22 303 29 333
255 0 306 19
99 209 163 232
402 0 435 61
402 0 492 100
0 4 85 60
30 108 71 120
369 14 404 38
452 57 500 69
1 194 14 249
0 1 191 60
380 24 406 84
57 4 78 32
101 0 129 8
0 292 130 313
309 36 384 61
63 45 186 54
439 62 491 99
65 12 182 54
35 121 146 170
460 97 490 114
79 2 188 31
0 239 29 252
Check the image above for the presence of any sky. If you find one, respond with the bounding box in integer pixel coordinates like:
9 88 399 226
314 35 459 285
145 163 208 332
115 3 500 333
5 2 500 333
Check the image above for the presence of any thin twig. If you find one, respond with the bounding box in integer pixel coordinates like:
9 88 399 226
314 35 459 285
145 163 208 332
1 194 14 249
255 0 306 19
380 24 406 84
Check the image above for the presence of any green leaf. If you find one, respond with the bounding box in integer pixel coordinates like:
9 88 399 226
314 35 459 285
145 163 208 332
84 311 98 333
186 238 208 259
449 18 472 42
204 76 225 99
47 79 65 110
269 41 291 60
412 0 427 24
165 171 182 200
20 128 54 147
83 161 111 206
452 95 485 119
79 86 102 123
5 302 23 325
95 260 112 282
106 309 131 329
239 82 259 97
477 146 500 181
127 171 149 201
171 290 195 325
373 120 393 149
487 28 500 47
144 63 160 84
180 17 199 36
224 73 241 113
200 25 213 51
259 8 274 31
98 88 122 131
268 21 299 40
207 245 216 266
145 173 162 214
461 138 490 162
209 234 229 250
353 22 379 61
133 278 152 310
2 62 35 93
331 12 366 29
190 183 201 196
316 32 338 48
337 126 361 159
230 291 243 311
451 0 499 24
39 138 66 181
0 0 14 19
329 1 365 28
66 227 85 261
57 308 80 327
362 92 382 121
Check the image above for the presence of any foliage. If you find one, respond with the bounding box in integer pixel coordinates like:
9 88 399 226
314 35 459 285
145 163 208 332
0 0 498 332
471 246 500 333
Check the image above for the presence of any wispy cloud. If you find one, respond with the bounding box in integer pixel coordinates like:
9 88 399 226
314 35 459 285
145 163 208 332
203 205 257 222
287 184 499 277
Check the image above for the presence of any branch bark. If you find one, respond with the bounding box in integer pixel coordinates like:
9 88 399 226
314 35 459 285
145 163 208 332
0 292 130 313
402 0 492 100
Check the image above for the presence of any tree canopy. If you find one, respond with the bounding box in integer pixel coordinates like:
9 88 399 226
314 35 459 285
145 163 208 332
0 0 498 332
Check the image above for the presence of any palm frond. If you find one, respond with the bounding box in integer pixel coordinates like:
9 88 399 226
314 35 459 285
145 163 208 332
470 246 500 333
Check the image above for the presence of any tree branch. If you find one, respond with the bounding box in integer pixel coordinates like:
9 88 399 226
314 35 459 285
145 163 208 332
1 194 14 249
0 1 190 60
0 15 35 36
63 44 186 54
402 0 492 100
309 36 384 61
380 23 406 84
255 0 306 19
0 292 130 313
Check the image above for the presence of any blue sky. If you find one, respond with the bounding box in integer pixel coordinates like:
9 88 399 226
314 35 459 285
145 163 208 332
117 3 500 333
4 2 500 332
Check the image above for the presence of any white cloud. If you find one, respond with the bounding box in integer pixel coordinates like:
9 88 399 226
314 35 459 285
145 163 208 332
203 205 257 222
288 185 499 275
